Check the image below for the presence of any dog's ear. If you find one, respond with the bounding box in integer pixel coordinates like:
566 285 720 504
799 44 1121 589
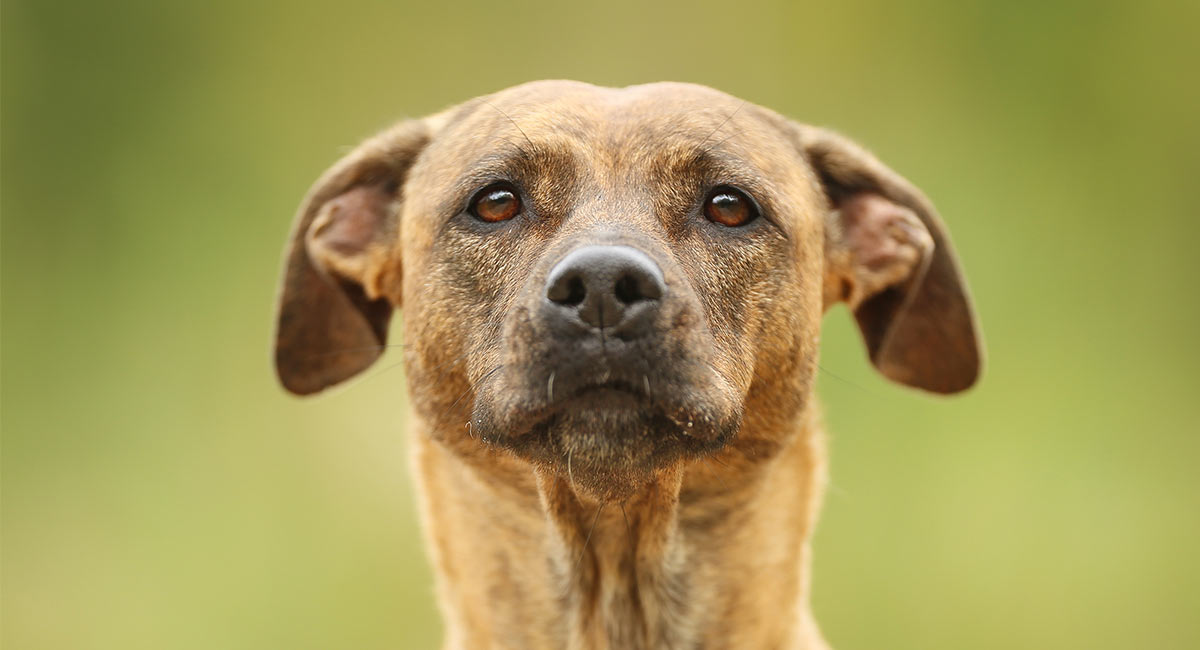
274 120 431 395
798 125 982 393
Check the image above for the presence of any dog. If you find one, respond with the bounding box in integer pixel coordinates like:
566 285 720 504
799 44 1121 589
273 80 981 649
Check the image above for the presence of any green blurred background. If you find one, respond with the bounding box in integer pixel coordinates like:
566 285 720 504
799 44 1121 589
4 0 1198 648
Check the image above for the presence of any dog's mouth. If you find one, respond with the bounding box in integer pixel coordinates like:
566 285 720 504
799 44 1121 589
561 379 647 408
470 359 742 499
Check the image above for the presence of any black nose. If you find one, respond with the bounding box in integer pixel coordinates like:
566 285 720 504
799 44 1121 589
545 245 665 333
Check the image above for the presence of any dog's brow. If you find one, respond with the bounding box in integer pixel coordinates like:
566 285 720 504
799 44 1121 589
668 145 774 197
441 143 579 216
450 144 527 188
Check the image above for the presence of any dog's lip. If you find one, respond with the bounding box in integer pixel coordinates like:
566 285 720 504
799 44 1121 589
475 378 651 443
571 379 645 398
557 379 648 409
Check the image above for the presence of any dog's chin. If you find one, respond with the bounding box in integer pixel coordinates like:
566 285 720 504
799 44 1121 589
474 386 739 501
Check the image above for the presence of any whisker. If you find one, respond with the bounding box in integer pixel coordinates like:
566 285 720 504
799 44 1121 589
701 127 746 157
480 99 535 150
705 458 731 492
817 363 870 393
300 342 410 360
333 357 409 393
620 501 634 547
437 364 504 424
304 341 481 394
696 99 747 151
576 503 605 570
567 448 575 487
825 479 851 500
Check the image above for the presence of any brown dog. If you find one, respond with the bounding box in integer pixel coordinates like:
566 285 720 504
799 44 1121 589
273 80 980 649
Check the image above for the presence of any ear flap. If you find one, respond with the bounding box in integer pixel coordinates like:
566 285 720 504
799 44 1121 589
274 120 431 395
800 126 982 394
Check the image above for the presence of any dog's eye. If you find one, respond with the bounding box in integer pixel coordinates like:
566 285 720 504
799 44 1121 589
704 187 758 227
470 183 522 223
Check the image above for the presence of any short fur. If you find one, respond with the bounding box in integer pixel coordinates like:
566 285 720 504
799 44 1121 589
273 80 981 649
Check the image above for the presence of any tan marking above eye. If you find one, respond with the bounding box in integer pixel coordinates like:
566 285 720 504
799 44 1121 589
471 184 522 222
704 187 757 227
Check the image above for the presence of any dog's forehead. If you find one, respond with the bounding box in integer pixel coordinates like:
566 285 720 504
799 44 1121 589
485 80 747 124
435 81 793 167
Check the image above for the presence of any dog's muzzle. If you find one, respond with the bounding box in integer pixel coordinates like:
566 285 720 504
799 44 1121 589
470 237 740 496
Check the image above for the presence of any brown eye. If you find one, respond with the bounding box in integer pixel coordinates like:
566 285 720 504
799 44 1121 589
470 184 522 222
704 187 757 227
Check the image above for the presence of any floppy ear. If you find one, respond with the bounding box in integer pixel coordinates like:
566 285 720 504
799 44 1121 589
799 125 982 394
274 120 431 395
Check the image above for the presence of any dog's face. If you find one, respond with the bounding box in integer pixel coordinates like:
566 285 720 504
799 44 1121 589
403 83 827 498
274 81 980 500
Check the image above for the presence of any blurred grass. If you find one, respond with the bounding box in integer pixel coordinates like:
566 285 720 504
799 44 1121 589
3 0 1198 648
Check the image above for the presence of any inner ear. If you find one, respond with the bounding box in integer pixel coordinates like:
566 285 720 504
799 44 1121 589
825 192 934 312
305 179 400 300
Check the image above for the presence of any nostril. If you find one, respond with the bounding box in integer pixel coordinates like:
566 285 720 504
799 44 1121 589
563 276 586 306
614 269 663 305
548 273 587 306
614 274 643 305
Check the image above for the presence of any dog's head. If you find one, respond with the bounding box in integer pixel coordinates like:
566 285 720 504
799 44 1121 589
274 81 981 500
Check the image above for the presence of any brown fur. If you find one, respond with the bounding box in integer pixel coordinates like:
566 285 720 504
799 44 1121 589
273 81 981 649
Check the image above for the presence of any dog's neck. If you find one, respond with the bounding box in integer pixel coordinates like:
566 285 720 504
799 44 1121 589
411 407 829 650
